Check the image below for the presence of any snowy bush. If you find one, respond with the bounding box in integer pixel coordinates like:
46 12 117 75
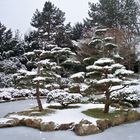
46 89 83 107
0 88 49 101
111 89 140 107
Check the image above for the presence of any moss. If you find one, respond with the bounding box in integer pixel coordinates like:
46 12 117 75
82 108 125 119
48 105 80 110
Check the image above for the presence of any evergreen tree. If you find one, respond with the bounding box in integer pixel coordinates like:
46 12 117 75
0 22 13 56
31 1 72 48
86 58 134 113
86 0 139 32
71 22 84 40
24 30 41 52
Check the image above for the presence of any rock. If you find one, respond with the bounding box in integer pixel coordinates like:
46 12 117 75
74 120 101 136
56 123 75 130
79 119 92 125
111 115 126 126
6 118 20 126
126 110 140 122
96 119 112 131
0 118 20 128
0 123 12 128
22 118 42 129
40 121 56 131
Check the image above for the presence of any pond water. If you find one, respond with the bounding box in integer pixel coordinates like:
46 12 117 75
0 99 140 140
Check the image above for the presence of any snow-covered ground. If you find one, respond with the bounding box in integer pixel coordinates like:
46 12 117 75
9 103 113 125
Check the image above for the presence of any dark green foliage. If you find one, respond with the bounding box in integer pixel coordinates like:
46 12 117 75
30 1 72 48
86 0 139 32
71 22 84 40
0 22 25 60
16 108 55 116
48 105 80 110
24 30 41 52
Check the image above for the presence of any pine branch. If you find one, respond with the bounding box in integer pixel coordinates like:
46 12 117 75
109 85 128 94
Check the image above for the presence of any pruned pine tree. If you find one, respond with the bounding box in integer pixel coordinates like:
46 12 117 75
86 58 134 113
15 43 77 91
87 28 118 61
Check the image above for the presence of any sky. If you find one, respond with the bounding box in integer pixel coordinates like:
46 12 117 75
0 0 98 35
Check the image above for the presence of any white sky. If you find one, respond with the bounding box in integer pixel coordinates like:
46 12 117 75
0 0 98 34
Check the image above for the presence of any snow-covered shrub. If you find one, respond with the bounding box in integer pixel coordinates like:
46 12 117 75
45 83 60 90
111 90 140 107
0 88 49 101
0 58 25 74
46 89 83 107
0 73 15 88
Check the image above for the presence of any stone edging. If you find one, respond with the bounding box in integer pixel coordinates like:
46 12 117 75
0 110 140 136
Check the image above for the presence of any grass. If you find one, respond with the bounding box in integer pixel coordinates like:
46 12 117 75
82 108 125 119
16 108 55 116
47 105 80 110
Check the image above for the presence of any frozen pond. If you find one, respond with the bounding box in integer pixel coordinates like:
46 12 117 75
0 99 46 117
0 99 140 140
0 122 140 140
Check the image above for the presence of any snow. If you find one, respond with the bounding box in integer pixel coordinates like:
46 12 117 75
0 118 13 124
8 103 113 125
0 88 49 100
95 29 107 35
97 78 122 84
89 39 102 46
33 76 46 82
40 103 105 124
70 72 85 79
115 69 134 76
62 60 81 65
104 37 114 41
86 65 102 71
24 52 35 56
104 43 118 48
94 58 114 66
38 59 50 65
18 69 37 76
111 63 125 69
72 40 79 46
113 54 124 59
46 89 82 105
40 51 51 57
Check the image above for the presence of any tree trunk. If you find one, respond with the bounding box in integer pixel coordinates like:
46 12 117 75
36 81 43 112
104 93 110 113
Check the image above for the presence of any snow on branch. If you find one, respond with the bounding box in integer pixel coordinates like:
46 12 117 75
33 76 46 82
